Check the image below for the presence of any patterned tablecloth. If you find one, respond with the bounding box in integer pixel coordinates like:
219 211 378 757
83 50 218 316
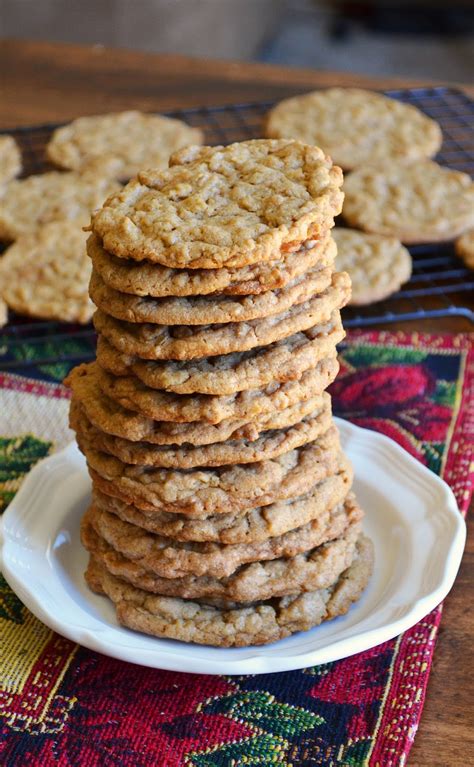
1 329 472 767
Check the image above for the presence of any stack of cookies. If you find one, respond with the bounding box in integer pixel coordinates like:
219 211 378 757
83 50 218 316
65 139 374 647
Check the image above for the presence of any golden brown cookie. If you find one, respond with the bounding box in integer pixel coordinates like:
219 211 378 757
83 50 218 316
343 161 474 243
266 87 442 170
92 358 337 425
47 111 203 180
0 135 21 184
89 257 334 325
455 229 474 269
85 534 373 646
83 498 361 589
95 313 344 395
92 271 351 360
0 220 93 323
72 396 333 469
67 359 339 445
333 228 412 305
0 168 119 241
82 427 342 518
88 232 334 297
89 139 344 268
92 458 353 544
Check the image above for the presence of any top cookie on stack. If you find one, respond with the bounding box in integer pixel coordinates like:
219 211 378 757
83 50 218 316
66 139 374 647
89 139 344 268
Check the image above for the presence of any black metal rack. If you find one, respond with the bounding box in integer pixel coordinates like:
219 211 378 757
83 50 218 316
1 86 473 381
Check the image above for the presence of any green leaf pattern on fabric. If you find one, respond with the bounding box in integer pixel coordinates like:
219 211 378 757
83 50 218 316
212 691 325 738
433 380 457 407
0 574 25 624
11 338 94 382
0 435 52 512
342 346 429 368
189 734 289 766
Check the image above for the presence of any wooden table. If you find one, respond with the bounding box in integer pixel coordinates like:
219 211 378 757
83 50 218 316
1 38 472 767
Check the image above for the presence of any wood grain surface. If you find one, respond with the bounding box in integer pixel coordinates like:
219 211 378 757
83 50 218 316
1 38 473 767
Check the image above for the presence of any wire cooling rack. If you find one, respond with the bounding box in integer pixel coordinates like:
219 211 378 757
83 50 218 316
0 86 473 381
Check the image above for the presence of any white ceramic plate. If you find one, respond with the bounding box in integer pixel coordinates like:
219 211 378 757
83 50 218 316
0 418 465 675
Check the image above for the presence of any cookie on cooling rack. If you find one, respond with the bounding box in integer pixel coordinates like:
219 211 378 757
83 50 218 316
0 220 93 323
265 87 442 170
0 168 119 241
47 111 203 180
332 228 412 305
343 161 474 243
0 135 21 184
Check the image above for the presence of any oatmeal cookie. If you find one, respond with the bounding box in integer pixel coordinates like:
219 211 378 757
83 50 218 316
343 161 474 243
88 232 334 297
89 259 334 325
83 428 342 518
266 87 442 170
91 359 337 425
0 135 21 184
0 299 7 328
92 458 353 544
81 502 362 602
455 229 474 270
89 139 343 269
95 314 344 394
66 359 338 441
92 271 351 360
47 110 203 180
85 534 373 645
72 396 332 468
0 220 93 322
0 168 119 241
333 228 411 304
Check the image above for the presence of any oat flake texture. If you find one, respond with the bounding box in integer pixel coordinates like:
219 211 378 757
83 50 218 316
90 139 344 268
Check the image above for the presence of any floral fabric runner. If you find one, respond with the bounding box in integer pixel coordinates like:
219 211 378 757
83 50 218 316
0 329 472 766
